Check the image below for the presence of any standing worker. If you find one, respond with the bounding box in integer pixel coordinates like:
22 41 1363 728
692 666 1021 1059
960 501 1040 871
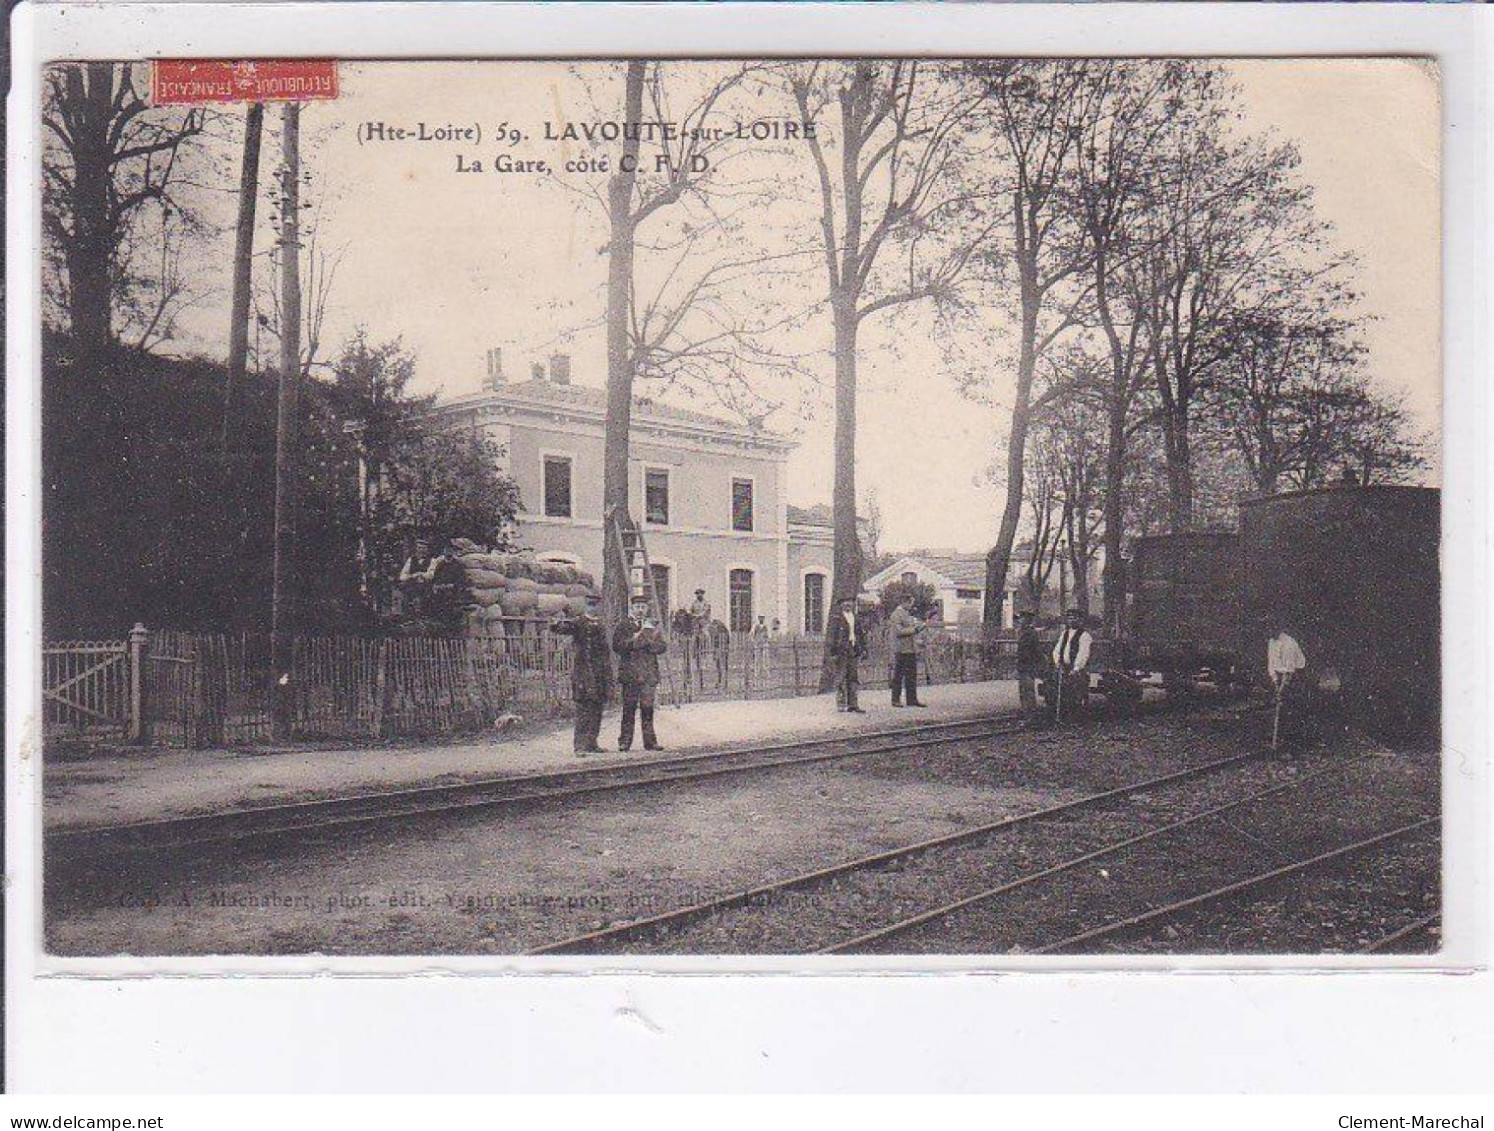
1015 610 1043 725
1051 608 1093 721
614 596 669 751
1267 626 1309 748
827 596 868 713
888 591 929 708
550 592 612 755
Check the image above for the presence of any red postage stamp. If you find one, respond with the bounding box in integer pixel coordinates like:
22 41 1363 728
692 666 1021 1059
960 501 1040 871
151 59 339 104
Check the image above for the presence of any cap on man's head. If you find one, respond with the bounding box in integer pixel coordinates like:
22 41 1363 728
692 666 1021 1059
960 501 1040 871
694 588 706 596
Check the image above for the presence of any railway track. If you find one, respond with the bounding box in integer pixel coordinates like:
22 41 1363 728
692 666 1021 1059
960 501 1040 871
1036 816 1437 954
535 744 1434 957
1362 912 1441 955
47 711 1035 862
531 742 1297 955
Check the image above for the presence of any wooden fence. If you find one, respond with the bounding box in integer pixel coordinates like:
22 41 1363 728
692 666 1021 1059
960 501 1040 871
669 631 1014 702
44 624 1016 749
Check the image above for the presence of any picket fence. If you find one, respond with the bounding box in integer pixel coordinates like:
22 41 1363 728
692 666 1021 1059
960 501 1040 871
44 624 1017 748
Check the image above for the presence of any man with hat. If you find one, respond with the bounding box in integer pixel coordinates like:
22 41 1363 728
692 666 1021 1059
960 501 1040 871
550 592 612 755
887 591 929 707
1051 608 1093 720
827 596 868 713
689 588 712 633
614 595 670 751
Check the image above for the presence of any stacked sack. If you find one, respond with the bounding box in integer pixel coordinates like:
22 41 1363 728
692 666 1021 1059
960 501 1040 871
451 542 600 637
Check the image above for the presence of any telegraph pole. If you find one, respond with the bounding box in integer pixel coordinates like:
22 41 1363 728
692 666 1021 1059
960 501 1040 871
271 102 303 738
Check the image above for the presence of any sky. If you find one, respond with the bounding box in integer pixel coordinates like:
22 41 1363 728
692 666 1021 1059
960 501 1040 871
169 59 1441 554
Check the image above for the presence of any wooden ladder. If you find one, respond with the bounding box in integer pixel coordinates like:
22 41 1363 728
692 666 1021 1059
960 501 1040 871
605 506 679 707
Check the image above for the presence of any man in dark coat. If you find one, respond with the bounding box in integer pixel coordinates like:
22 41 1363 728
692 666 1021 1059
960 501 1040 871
826 596 868 713
614 597 669 751
1015 610 1043 723
550 593 612 754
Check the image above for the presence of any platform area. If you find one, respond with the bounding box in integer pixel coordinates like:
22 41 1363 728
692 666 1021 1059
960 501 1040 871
43 680 1021 833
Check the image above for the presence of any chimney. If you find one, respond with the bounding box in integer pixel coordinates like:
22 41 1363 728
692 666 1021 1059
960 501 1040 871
484 347 504 388
549 352 571 385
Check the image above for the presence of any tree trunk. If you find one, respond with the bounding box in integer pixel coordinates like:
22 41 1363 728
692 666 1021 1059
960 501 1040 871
601 62 646 632
1164 413 1195 532
271 102 303 738
223 101 264 450
817 299 862 693
1101 401 1127 637
830 302 863 601
65 63 117 361
982 267 1040 638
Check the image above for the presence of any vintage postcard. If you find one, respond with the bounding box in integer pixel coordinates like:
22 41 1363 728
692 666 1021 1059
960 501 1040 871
27 52 1450 965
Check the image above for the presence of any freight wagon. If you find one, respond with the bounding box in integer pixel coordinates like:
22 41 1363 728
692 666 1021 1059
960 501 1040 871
1097 485 1440 737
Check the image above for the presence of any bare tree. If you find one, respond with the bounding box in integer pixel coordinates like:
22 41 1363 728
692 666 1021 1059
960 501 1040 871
587 61 793 623
1132 111 1347 531
1067 60 1190 631
42 62 205 357
790 61 989 613
960 61 1093 636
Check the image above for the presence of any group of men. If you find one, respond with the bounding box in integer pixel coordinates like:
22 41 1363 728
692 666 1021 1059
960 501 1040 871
1013 607 1095 725
551 581 1313 755
551 593 668 755
825 591 931 713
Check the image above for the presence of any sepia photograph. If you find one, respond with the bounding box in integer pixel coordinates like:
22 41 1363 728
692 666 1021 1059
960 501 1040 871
34 54 1443 961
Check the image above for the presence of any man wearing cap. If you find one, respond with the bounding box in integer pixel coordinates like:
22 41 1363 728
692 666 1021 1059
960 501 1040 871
614 596 669 751
1015 610 1044 723
827 596 868 713
550 592 612 755
1051 608 1093 719
888 591 929 707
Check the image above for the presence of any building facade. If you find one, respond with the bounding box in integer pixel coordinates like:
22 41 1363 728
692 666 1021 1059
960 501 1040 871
432 354 836 634
863 548 1105 630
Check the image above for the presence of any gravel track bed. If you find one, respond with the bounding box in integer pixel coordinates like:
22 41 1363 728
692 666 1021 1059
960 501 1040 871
579 749 1341 955
860 753 1438 955
44 705 1429 957
1089 824 1441 955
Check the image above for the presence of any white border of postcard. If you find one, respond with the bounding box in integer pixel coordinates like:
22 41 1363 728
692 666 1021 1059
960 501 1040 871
6 1 1491 1093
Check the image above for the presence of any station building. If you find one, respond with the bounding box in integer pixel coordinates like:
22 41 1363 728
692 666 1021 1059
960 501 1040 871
431 351 838 635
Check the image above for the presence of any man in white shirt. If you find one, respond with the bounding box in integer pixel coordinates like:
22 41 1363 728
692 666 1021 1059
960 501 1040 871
1267 629 1307 689
1267 628 1309 747
828 596 868 713
1051 609 1093 719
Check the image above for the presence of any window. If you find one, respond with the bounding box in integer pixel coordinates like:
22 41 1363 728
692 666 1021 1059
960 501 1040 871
650 564 671 613
729 569 754 633
901 571 918 586
543 455 572 518
803 573 826 635
731 478 755 532
645 467 670 525
955 587 982 601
